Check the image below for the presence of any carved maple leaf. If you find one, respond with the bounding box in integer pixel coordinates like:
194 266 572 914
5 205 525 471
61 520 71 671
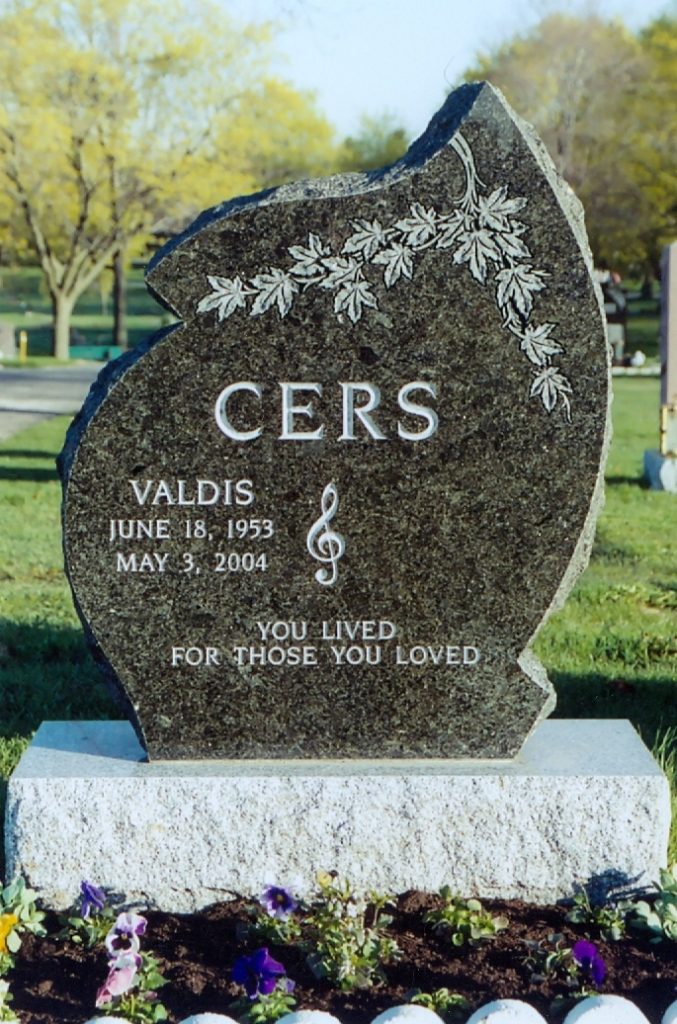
320 256 362 290
395 203 438 247
496 263 548 320
519 323 564 366
288 233 330 283
250 268 298 318
333 275 378 323
530 365 572 418
435 210 472 250
372 242 414 288
495 225 531 261
453 229 502 284
196 275 249 320
342 219 390 259
478 186 527 231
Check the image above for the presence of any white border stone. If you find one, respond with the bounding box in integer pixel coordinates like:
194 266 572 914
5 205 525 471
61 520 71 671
562 994 650 1022
5 719 669 911
466 1000 546 1022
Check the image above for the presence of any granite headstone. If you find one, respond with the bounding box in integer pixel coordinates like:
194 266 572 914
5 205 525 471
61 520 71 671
59 82 609 760
644 240 677 490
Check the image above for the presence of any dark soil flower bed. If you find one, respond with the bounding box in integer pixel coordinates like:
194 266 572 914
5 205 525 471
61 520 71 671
10 893 677 1024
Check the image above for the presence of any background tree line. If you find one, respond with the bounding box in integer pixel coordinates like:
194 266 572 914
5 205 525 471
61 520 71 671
0 1 674 357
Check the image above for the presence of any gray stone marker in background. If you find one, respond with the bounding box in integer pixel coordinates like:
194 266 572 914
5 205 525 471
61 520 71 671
0 323 16 359
645 240 677 491
6 82 669 908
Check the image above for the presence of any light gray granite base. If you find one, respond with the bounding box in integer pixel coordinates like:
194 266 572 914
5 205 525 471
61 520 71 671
644 449 677 492
5 720 669 911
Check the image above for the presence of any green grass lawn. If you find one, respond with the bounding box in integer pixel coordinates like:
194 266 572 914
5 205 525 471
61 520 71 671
0 378 676 878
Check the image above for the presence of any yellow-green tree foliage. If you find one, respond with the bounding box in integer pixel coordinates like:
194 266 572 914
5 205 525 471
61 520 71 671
632 17 677 278
338 114 409 172
0 0 337 357
463 13 677 276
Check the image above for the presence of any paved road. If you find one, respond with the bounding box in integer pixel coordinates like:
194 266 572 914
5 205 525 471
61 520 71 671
0 364 103 441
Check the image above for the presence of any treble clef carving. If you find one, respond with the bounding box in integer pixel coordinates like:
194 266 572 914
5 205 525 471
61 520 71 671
306 482 346 587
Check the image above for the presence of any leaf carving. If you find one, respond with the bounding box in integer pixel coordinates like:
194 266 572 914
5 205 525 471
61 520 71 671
372 242 414 288
333 274 378 324
196 275 248 320
250 268 298 318
518 323 564 366
495 263 548 319
395 203 438 247
342 219 390 259
453 229 502 284
195 129 574 420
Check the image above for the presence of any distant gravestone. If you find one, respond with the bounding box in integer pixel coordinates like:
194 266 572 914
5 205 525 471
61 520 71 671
0 323 17 359
660 242 677 455
59 82 609 761
644 241 677 490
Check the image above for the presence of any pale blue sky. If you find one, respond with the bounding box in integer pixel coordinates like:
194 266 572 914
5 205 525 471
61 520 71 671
230 0 676 138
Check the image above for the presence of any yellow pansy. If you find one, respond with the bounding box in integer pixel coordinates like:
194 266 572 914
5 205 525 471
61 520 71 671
0 914 18 954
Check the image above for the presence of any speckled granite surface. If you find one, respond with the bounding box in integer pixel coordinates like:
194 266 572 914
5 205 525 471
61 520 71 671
59 83 609 760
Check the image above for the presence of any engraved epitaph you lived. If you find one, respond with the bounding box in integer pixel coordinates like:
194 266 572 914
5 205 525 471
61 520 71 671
59 83 610 760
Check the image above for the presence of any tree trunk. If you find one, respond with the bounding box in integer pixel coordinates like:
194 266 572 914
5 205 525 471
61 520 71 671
113 247 128 351
52 291 75 360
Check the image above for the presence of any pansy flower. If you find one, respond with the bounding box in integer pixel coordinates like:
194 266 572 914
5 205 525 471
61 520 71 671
260 885 297 920
232 947 293 1000
79 880 105 920
105 911 147 959
95 951 140 1007
572 939 606 987
0 914 17 955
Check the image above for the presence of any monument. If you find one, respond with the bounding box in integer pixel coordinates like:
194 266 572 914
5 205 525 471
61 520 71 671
645 241 677 492
5 83 669 909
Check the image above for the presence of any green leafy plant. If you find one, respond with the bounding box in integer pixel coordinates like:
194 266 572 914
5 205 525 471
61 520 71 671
104 954 169 1024
409 987 470 1022
565 888 629 941
424 887 508 948
0 980 18 1023
522 933 579 986
57 880 117 948
96 913 168 1024
522 935 607 1016
632 863 677 941
303 871 400 990
231 985 297 1024
0 878 47 973
230 948 296 1024
241 885 302 946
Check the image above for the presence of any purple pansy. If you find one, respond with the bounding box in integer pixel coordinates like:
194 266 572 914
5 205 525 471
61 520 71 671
260 885 297 920
105 912 148 959
95 952 141 1007
572 939 606 987
232 947 293 1000
79 880 105 919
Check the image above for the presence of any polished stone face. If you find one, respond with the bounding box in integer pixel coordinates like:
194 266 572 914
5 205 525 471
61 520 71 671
59 83 609 761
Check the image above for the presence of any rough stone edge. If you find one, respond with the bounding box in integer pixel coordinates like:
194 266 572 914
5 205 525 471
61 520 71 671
56 324 180 753
487 85 613 630
469 86 612 746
